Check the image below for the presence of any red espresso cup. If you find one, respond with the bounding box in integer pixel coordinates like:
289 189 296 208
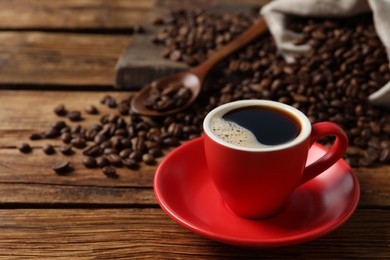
203 100 349 219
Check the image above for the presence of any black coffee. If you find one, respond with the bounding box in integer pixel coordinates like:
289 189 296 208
210 105 300 148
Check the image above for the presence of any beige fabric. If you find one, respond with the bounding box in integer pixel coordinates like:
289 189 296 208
261 0 390 108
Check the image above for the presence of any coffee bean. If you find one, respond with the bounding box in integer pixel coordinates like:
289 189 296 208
142 153 157 165
90 123 103 132
85 105 99 115
29 133 42 140
42 144 55 155
104 97 117 108
96 156 110 168
52 121 67 131
53 161 72 175
162 137 180 147
103 148 118 155
118 103 130 115
18 143 32 153
59 144 73 155
94 133 107 144
83 156 97 168
119 148 132 159
43 128 60 139
83 145 102 157
379 148 390 163
129 151 143 162
71 137 87 149
132 137 147 152
67 111 82 122
122 158 139 170
106 153 122 167
102 166 118 178
54 104 67 116
61 132 72 144
148 147 163 158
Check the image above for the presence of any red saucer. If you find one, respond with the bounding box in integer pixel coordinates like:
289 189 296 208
154 137 360 247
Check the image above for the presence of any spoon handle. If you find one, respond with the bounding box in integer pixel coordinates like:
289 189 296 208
191 18 267 80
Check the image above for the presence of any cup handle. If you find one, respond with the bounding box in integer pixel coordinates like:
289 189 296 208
299 122 349 185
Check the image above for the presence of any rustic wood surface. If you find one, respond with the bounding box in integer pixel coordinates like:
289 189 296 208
0 0 389 258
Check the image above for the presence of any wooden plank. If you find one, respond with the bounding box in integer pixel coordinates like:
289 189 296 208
0 32 130 86
0 149 156 188
356 167 390 208
0 208 388 258
0 184 156 206
0 0 155 29
0 90 133 133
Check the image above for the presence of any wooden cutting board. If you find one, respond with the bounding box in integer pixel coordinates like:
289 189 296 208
115 0 265 90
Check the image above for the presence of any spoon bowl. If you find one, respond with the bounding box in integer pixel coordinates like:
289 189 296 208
131 71 201 117
131 18 267 117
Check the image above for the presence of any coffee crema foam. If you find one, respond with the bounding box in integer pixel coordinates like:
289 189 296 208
210 116 270 148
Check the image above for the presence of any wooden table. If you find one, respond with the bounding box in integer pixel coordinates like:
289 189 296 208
0 0 389 258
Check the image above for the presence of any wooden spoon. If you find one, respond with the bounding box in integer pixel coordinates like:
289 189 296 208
131 18 268 117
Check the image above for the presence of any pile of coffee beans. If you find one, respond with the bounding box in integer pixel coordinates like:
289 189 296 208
144 80 192 112
152 9 390 167
152 8 257 66
20 95 203 177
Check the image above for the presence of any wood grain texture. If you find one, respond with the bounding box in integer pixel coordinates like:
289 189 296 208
0 149 155 188
0 32 130 86
0 208 388 258
0 184 156 206
0 90 133 132
0 0 155 29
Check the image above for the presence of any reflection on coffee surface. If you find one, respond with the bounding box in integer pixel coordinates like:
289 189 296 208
210 105 300 148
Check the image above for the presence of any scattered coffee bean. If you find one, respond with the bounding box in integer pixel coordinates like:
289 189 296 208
71 137 86 149
83 144 102 157
106 153 122 167
122 158 139 170
52 121 67 131
142 153 157 165
43 128 60 139
53 161 72 175
102 166 118 178
162 137 180 147
85 105 99 115
119 148 132 159
54 104 67 116
379 149 390 163
29 133 42 140
42 144 55 155
18 143 32 153
59 144 73 155
148 147 163 158
83 156 97 168
60 132 72 144
96 156 110 168
104 97 117 108
129 151 143 162
67 111 82 121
